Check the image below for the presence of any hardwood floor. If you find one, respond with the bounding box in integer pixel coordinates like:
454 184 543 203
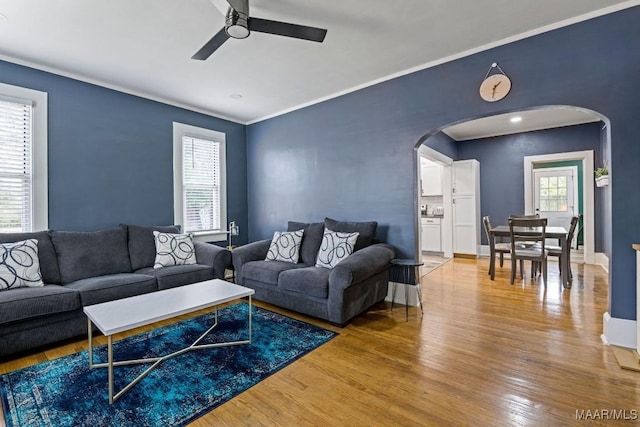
2 258 639 426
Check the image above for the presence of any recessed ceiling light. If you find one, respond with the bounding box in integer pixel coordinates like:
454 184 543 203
510 116 522 123
229 94 243 100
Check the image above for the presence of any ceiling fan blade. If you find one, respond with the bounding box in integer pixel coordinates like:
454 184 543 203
192 28 230 60
249 17 327 42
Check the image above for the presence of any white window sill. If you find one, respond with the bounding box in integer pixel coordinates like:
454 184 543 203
191 231 228 243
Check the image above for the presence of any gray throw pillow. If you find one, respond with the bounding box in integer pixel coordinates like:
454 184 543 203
50 228 132 283
265 230 304 263
0 239 44 290
324 217 377 251
315 228 359 269
287 221 324 265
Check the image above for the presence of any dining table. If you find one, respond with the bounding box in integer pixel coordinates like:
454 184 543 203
490 225 570 288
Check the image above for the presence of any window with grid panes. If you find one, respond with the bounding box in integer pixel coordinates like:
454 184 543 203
538 175 568 212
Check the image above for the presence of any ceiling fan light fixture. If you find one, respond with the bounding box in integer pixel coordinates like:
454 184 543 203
225 8 250 39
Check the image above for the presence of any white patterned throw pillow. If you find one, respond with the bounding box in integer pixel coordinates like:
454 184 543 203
0 239 44 290
153 232 196 269
315 228 359 269
265 230 304 263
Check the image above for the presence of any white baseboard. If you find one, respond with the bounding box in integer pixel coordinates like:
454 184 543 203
595 252 609 272
602 312 636 349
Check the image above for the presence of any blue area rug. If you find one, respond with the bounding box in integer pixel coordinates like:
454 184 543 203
0 303 337 426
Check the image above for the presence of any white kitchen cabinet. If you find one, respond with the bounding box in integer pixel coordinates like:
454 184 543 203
421 217 441 252
452 160 480 256
420 158 443 196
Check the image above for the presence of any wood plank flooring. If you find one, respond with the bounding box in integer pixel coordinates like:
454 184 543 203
2 258 639 426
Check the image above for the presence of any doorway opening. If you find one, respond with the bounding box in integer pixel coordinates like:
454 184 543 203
414 105 608 271
416 145 453 277
524 150 594 264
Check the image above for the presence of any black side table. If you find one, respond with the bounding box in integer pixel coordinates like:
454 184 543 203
390 259 424 321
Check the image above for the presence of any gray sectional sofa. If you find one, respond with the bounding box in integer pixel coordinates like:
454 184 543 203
0 225 230 358
232 218 396 326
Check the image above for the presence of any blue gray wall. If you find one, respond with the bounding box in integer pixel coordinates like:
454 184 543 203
0 60 248 245
455 123 602 249
424 131 458 160
247 7 640 320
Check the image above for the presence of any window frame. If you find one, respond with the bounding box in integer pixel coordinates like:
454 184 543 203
0 82 48 232
172 122 227 242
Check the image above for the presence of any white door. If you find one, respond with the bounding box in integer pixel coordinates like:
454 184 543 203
453 161 475 195
533 167 578 246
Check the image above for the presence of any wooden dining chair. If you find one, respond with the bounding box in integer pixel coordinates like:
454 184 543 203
509 218 548 286
510 214 540 250
482 216 510 280
546 215 579 282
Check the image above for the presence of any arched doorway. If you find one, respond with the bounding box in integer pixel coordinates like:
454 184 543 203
412 105 610 272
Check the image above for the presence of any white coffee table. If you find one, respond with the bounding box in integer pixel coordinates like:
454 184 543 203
83 279 255 403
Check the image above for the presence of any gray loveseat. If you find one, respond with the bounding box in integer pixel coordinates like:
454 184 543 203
0 225 230 358
232 218 396 326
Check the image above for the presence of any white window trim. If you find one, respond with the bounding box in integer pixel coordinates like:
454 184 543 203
172 122 227 242
0 82 48 231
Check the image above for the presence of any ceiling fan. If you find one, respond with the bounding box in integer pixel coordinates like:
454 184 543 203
192 0 328 60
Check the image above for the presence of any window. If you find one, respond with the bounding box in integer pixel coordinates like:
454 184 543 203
538 175 568 212
173 122 226 241
0 83 47 232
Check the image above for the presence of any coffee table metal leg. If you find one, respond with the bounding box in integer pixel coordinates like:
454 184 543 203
108 335 113 404
87 318 94 368
92 301 253 403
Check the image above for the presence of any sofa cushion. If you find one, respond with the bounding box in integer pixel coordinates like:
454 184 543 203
278 267 330 299
288 222 324 265
64 273 156 306
0 285 81 325
324 217 378 252
153 231 196 268
242 260 308 286
0 231 61 285
136 264 214 290
0 239 44 290
266 230 304 264
124 224 181 271
50 228 132 283
315 229 359 269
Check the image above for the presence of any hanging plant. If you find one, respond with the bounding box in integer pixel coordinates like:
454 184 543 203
595 164 609 187
595 167 609 178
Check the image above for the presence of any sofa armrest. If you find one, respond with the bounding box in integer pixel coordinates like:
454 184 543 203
231 239 271 284
194 242 231 279
329 243 396 291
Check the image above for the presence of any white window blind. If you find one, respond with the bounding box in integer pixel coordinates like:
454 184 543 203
182 136 221 233
0 98 33 232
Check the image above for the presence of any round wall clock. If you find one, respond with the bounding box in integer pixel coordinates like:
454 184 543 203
479 73 512 102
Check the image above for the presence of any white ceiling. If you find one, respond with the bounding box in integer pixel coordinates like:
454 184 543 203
0 0 636 124
443 107 602 141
